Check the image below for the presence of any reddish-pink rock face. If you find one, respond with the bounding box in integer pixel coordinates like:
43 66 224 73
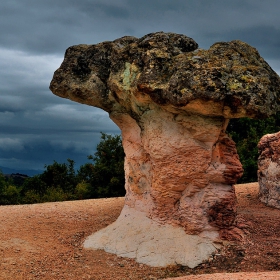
112 111 243 236
258 132 280 209
50 32 280 267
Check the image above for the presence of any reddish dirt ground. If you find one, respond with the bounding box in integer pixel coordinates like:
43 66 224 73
0 183 280 279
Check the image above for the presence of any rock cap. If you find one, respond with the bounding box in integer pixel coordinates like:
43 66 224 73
50 32 280 118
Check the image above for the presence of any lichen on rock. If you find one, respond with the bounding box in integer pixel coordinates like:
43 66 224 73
50 32 280 267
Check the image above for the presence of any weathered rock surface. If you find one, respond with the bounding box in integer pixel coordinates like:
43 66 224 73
258 132 280 209
84 205 218 268
50 32 280 267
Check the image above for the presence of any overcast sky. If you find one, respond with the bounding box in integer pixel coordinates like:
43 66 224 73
1 0 280 173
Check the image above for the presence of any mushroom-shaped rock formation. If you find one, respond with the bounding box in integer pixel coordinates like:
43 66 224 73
258 132 280 209
50 32 280 268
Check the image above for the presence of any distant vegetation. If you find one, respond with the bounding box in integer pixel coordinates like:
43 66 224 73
0 133 125 205
1 116 280 205
227 114 280 183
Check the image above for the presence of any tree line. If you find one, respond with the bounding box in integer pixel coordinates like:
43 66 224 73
1 115 280 205
227 114 280 183
0 133 125 205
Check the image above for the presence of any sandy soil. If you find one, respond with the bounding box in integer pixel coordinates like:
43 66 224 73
0 183 280 279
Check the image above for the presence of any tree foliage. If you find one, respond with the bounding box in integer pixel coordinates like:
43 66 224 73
0 171 21 205
227 114 280 183
0 133 125 205
78 132 125 198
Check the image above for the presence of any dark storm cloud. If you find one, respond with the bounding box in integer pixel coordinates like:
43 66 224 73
0 46 119 171
1 0 280 56
204 25 280 60
0 128 110 165
0 0 280 172
0 98 119 171
0 0 132 55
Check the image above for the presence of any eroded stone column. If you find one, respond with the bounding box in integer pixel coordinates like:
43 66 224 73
50 32 280 267
258 132 280 209
83 107 244 267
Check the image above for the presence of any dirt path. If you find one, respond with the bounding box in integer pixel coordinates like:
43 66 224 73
0 183 280 279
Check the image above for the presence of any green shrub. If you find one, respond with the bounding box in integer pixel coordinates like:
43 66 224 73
0 185 21 205
41 187 68 202
22 190 42 204
22 175 48 196
74 181 91 200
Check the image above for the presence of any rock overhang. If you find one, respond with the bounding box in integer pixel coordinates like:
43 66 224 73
50 32 280 120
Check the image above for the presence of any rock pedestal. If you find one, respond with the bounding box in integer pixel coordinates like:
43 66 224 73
83 110 242 267
258 132 280 209
50 32 280 267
